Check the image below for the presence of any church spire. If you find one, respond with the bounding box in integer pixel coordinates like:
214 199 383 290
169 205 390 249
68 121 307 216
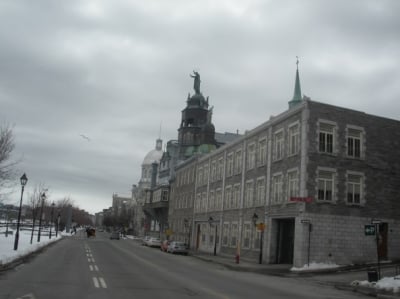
288 56 302 109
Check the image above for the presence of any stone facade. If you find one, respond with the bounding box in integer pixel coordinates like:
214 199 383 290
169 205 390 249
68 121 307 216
169 98 400 267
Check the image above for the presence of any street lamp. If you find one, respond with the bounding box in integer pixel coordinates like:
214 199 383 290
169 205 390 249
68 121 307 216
14 173 28 250
208 216 217 256
49 202 55 239
183 218 188 245
56 211 61 237
37 192 46 242
252 213 264 264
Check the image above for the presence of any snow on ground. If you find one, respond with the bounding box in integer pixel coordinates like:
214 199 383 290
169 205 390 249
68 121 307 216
0 228 67 266
353 276 400 294
293 262 400 294
291 262 340 272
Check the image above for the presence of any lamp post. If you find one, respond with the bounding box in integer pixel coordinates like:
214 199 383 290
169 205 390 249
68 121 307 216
14 173 28 250
37 192 46 242
5 206 10 238
56 211 61 237
184 218 188 245
184 218 191 249
252 213 264 264
208 216 217 256
49 202 55 239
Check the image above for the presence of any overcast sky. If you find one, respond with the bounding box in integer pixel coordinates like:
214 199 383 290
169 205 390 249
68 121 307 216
1 0 399 214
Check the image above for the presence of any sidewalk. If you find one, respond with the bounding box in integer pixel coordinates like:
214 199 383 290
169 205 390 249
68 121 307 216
190 251 292 276
189 251 400 298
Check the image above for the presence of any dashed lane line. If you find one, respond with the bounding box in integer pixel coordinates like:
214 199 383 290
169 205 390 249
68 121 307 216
89 265 99 271
93 277 107 288
93 277 100 288
99 277 107 288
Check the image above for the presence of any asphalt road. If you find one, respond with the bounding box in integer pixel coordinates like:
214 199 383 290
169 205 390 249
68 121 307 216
0 232 368 299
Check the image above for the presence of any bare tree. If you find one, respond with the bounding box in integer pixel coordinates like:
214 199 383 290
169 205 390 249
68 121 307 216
28 184 47 244
0 124 18 198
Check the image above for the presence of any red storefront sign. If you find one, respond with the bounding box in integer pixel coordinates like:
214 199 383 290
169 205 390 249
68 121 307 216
289 197 313 203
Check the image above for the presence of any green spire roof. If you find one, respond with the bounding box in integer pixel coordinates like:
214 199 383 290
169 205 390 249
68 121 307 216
289 57 302 108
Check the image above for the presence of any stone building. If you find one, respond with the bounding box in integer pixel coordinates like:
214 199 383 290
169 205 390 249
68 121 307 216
168 66 400 267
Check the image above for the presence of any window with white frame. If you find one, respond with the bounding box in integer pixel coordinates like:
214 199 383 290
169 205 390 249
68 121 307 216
208 190 215 211
233 184 241 209
245 180 254 207
235 150 242 174
195 193 201 212
203 164 209 185
222 223 229 246
317 170 335 201
224 186 232 209
230 223 238 247
210 161 216 182
258 138 267 166
274 130 284 160
201 192 207 212
347 127 363 158
271 174 283 204
197 167 203 186
226 153 234 177
216 188 222 210
288 123 300 156
287 170 299 199
242 223 252 249
347 172 363 204
319 122 336 154
217 158 224 180
247 143 256 170
255 177 265 206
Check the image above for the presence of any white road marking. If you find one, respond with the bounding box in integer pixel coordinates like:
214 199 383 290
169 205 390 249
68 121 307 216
94 265 99 271
91 258 96 263
16 294 36 299
89 265 93 271
99 277 107 288
93 277 100 288
86 253 92 257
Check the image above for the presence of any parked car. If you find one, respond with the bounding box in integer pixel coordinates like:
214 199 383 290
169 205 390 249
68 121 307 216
142 236 151 246
167 241 188 255
110 231 120 240
147 237 162 247
160 240 171 252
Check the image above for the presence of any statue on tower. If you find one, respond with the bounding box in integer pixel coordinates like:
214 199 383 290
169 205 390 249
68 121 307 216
190 71 201 94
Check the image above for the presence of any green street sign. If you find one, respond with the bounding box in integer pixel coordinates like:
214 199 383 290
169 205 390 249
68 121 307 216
365 225 376 236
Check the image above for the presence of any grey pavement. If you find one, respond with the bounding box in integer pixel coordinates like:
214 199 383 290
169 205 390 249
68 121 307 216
189 251 400 298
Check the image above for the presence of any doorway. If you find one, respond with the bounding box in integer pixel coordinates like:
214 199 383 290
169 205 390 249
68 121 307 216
275 218 295 264
378 222 388 259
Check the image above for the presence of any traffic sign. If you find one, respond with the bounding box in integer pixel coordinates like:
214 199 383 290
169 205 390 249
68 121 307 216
257 223 266 231
365 225 376 236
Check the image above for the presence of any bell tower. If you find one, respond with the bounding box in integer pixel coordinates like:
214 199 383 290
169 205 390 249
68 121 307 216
178 71 217 159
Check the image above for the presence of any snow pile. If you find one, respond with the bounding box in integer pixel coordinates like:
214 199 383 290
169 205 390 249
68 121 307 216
376 276 400 293
291 262 340 272
351 276 400 293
